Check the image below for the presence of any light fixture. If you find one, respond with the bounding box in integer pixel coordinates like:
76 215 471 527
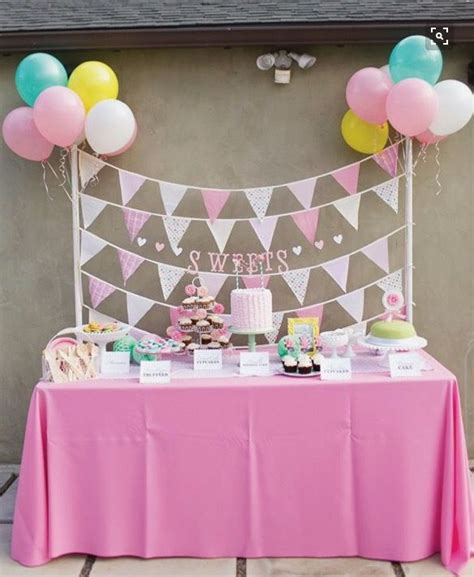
256 50 316 84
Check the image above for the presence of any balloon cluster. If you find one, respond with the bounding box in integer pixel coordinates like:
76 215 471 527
2 53 137 162
342 35 473 153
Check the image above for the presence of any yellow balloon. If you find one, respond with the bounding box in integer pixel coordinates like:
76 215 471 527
68 61 118 111
341 109 388 154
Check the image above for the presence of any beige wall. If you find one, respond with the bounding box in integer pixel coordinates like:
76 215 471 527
0 45 472 462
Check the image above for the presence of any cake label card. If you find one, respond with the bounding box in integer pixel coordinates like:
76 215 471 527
100 351 130 375
240 352 270 376
140 360 171 384
389 353 422 378
194 349 223 371
320 357 352 381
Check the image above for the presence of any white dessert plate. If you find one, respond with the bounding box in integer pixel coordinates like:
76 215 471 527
278 368 320 378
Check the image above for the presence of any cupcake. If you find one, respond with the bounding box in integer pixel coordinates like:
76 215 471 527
282 355 297 373
196 319 211 333
297 354 312 375
190 314 200 325
201 334 212 346
312 351 323 372
218 336 230 349
210 316 224 330
208 341 221 350
186 343 200 356
181 334 193 347
178 317 193 331
182 297 197 310
198 296 214 310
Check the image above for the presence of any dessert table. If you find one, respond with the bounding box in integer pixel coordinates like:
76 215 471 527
11 351 473 573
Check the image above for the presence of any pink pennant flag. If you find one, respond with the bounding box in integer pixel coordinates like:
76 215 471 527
322 255 350 292
122 208 151 243
361 237 389 273
288 178 317 209
88 277 116 309
199 272 228 300
201 189 231 222
297 303 324 326
291 208 320 245
170 306 181 327
117 249 145 284
119 171 146 205
332 163 360 195
250 217 278 251
242 275 270 289
374 142 399 178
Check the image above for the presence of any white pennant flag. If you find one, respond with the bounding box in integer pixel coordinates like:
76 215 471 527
199 272 227 300
80 194 107 229
158 263 185 300
163 216 191 256
89 309 121 326
79 152 105 189
337 289 365 323
265 312 284 344
373 178 399 213
282 268 310 306
334 195 361 230
80 231 107 265
244 187 273 221
207 220 235 253
350 320 368 336
160 182 188 216
250 217 278 251
377 270 403 294
126 292 154 326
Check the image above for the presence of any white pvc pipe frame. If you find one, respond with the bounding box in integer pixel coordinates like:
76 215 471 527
69 140 415 327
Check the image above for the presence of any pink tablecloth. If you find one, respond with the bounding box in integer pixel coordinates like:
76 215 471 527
11 353 473 573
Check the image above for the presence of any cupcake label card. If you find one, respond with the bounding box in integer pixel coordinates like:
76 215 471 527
140 360 171 384
194 349 223 371
101 351 131 375
389 353 422 378
240 352 270 376
320 357 352 381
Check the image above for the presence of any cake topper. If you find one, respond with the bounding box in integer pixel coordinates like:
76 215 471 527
381 290 406 321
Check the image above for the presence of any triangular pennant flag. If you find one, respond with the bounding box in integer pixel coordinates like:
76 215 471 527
119 170 146 206
334 195 361 230
374 142 399 177
122 208 151 243
377 270 403 294
160 182 188 216
199 272 228 299
163 216 191 256
282 268 310 306
80 231 107 266
201 189 231 222
158 263 185 300
117 248 145 284
296 303 324 327
207 220 235 253
79 152 105 189
322 255 350 292
337 289 364 323
373 178 399 213
350 320 367 335
265 312 284 344
361 237 389 273
244 187 273 221
291 208 320 245
88 277 116 309
126 292 154 326
80 194 107 229
250 217 278 251
332 163 360 195
242 275 270 289
288 178 317 209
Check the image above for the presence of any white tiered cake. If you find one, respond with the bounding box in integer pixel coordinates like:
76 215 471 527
230 288 273 332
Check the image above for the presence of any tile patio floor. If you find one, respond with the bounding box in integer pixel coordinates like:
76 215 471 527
1 463 473 577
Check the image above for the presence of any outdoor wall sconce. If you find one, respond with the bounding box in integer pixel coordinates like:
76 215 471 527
256 50 316 84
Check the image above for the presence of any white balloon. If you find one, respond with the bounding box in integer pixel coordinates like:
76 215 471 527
85 99 136 154
429 80 473 136
379 64 393 86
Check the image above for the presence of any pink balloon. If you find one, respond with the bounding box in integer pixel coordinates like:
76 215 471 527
33 86 85 147
2 107 54 161
386 79 438 137
346 67 391 124
416 129 445 145
106 122 137 157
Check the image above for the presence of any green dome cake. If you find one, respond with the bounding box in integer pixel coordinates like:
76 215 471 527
369 320 416 341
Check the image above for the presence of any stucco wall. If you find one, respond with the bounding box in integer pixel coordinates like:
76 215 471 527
0 45 472 462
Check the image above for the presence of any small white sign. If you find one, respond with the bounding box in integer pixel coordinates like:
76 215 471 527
140 360 171 384
320 357 352 381
100 351 130 375
389 352 422 378
240 352 270 376
194 349 223 371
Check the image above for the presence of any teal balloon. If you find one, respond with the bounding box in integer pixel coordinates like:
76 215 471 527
15 53 68 106
389 35 443 85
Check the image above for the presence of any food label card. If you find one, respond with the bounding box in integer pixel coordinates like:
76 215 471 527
389 353 422 377
240 352 270 376
320 357 352 381
140 360 171 384
100 351 130 375
194 349 223 371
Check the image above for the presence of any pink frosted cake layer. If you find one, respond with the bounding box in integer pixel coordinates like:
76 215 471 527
230 288 273 331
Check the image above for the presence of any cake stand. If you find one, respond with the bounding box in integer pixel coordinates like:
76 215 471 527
229 327 273 352
75 325 129 363
357 335 427 367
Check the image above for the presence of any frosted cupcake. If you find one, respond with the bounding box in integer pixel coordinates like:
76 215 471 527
196 319 211 333
282 355 297 373
182 297 197 310
297 354 312 375
210 316 224 330
312 350 323 372
178 317 193 331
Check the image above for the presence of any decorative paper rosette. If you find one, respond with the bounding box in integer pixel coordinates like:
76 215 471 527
382 290 404 312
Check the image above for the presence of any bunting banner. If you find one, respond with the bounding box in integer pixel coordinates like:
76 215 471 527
88 277 116 309
163 216 191 255
242 274 270 289
374 142 399 177
79 153 105 189
80 194 107 229
361 237 389 273
250 217 278 251
160 182 188 216
80 231 106 266
288 178 317 209
333 195 361 230
158 263 186 300
117 248 144 284
291 208 320 245
296 303 324 326
265 312 284 344
122 208 151 243
332 163 360 195
321 255 350 292
119 171 146 206
282 268 311 306
127 292 154 326
207 219 235 253
199 271 228 299
373 178 399 213
245 187 273 221
337 289 365 323
202 189 231 222
376 270 403 294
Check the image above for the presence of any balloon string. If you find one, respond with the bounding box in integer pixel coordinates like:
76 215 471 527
41 161 54 201
46 161 72 202
58 147 68 187
434 142 442 195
